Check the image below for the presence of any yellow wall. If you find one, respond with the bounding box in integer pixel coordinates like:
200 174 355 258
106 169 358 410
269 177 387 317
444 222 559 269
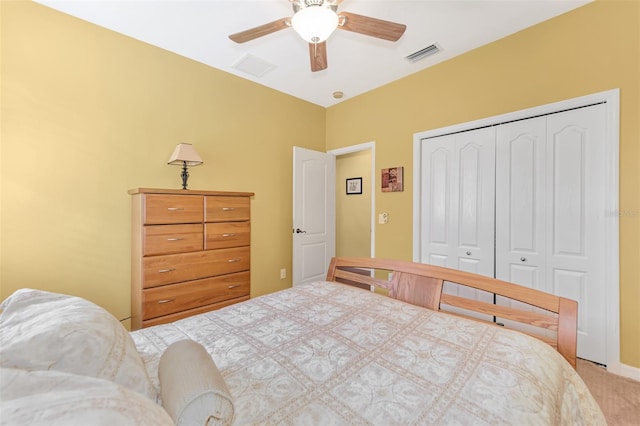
0 1 325 323
326 0 640 367
336 150 371 257
1 1 638 367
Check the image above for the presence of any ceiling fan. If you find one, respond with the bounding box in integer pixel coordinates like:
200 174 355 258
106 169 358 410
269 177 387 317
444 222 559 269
229 0 407 72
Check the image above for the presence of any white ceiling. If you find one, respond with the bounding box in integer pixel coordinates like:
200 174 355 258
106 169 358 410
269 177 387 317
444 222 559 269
35 0 591 107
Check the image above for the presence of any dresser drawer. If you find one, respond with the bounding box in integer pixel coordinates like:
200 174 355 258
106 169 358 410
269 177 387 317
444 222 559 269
205 196 250 222
205 222 250 250
142 271 250 320
142 296 250 328
145 194 203 224
143 246 250 288
144 224 203 255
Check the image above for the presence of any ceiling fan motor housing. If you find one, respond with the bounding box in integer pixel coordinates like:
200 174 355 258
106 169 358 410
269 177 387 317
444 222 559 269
293 0 338 14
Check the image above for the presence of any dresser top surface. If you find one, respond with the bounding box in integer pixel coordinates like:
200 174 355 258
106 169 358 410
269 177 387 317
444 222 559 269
128 188 254 197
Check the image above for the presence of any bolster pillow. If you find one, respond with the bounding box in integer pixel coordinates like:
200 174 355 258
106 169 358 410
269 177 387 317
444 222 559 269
158 340 235 426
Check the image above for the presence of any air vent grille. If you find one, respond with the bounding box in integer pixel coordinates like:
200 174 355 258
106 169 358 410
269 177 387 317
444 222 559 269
231 54 276 78
406 44 440 62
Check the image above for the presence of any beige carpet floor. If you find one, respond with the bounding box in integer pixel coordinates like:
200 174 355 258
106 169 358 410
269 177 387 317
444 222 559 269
576 359 640 425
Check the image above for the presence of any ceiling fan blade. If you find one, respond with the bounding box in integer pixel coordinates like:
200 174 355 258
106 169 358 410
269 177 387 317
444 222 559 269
309 41 328 72
338 12 406 42
229 18 290 43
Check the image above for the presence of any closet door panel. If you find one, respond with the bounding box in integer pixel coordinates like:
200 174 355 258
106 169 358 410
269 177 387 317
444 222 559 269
495 117 549 336
546 104 607 364
420 134 456 268
495 117 546 289
441 128 495 322
452 127 496 278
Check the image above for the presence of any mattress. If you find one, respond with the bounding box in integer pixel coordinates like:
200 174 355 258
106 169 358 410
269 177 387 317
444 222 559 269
131 281 605 425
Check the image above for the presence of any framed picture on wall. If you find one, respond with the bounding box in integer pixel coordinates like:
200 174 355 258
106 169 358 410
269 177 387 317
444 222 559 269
381 167 404 192
346 177 363 195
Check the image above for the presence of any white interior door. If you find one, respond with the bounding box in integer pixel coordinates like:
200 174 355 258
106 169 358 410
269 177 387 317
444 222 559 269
495 105 607 364
420 127 496 320
545 104 607 364
452 127 496 278
420 128 496 276
496 116 547 290
420 134 455 268
292 147 336 286
414 90 619 370
495 116 550 337
436 104 608 364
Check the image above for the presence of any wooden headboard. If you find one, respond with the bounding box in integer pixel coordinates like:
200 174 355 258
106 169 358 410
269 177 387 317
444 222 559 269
326 257 578 369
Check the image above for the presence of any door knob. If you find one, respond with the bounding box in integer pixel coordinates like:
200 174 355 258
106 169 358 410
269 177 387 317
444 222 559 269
293 228 307 234
466 251 472 256
520 257 527 262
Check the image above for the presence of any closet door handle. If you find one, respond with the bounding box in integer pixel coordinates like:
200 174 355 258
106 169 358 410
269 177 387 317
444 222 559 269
520 257 527 262
466 251 472 256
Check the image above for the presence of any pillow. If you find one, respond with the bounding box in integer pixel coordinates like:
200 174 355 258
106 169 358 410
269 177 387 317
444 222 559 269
159 339 235 426
0 368 173 425
0 288 155 400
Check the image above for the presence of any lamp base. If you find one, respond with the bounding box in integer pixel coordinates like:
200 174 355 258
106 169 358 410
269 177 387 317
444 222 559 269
180 162 189 190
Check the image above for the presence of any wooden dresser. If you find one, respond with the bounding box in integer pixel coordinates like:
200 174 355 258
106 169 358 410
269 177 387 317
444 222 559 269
129 188 254 330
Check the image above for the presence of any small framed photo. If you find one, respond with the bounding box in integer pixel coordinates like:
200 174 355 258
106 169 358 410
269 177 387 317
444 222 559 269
346 177 363 195
381 167 404 192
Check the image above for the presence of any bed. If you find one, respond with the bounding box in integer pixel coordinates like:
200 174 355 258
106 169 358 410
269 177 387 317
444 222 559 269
132 257 604 425
0 257 605 425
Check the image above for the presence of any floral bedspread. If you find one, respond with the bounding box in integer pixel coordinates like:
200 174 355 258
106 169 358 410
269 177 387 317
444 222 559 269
131 281 605 425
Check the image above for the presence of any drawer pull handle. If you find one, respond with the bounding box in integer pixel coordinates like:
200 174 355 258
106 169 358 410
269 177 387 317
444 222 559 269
166 238 184 241
222 233 236 237
167 207 184 211
221 207 235 211
228 285 241 289
158 268 176 273
227 258 241 263
157 299 175 304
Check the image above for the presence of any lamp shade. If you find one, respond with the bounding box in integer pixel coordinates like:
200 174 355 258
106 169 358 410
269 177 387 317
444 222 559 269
291 5 338 44
167 143 203 166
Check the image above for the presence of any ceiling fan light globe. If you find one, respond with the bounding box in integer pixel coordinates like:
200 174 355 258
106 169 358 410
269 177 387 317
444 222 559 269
291 6 338 44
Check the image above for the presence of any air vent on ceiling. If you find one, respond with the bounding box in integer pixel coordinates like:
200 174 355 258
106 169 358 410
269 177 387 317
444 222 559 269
231 54 276 78
406 43 441 63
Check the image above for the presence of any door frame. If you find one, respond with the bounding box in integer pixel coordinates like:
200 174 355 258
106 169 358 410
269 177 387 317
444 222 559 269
412 89 623 375
329 142 376 258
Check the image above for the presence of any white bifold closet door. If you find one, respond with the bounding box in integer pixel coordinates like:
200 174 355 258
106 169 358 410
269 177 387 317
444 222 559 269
495 104 607 364
493 116 550 341
420 103 607 364
420 126 496 321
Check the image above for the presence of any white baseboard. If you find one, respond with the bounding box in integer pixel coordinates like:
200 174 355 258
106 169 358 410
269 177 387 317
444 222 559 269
608 362 640 382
